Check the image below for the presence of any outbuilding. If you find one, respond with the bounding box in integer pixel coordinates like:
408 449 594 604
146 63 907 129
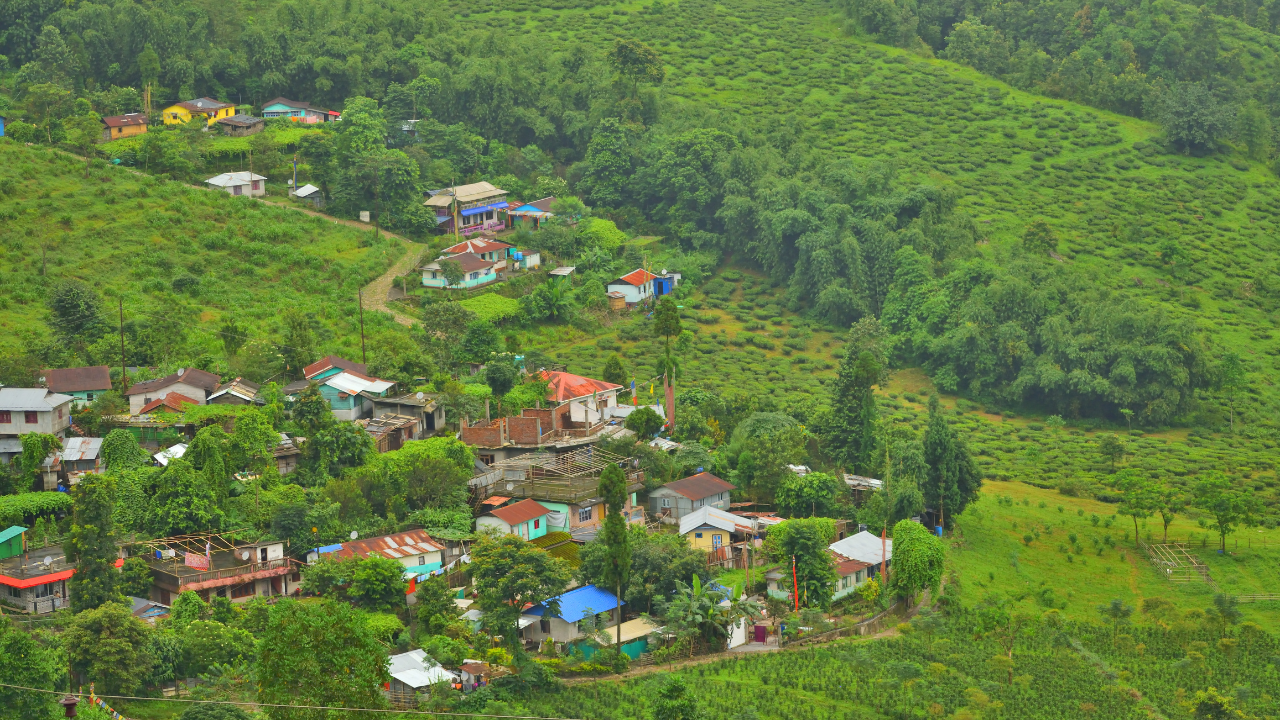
216 114 265 136
100 113 148 141
606 268 657 306
648 471 735 522
206 171 267 197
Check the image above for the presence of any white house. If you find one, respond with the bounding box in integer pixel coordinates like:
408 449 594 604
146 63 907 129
388 649 456 695
206 171 267 197
538 370 622 426
828 530 892 601
648 472 735 522
0 388 74 439
520 584 622 646
606 268 657 306
475 498 552 539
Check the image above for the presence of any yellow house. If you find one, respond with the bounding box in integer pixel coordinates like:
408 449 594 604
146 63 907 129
161 97 235 126
679 505 754 551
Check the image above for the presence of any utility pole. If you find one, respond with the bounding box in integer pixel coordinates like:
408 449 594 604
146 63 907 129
452 179 460 244
118 299 127 392
357 290 367 364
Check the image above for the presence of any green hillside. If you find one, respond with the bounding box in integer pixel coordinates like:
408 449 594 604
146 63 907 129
0 141 406 376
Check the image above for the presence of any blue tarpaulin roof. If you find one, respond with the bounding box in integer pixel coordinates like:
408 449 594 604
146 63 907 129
460 201 509 217
313 543 343 555
404 561 443 580
526 584 622 623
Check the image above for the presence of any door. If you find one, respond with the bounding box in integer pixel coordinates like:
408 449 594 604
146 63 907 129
754 625 766 643
712 534 723 549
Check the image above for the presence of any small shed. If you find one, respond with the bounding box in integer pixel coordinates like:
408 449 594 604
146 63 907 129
154 443 188 467
0 526 25 560
549 266 576 279
61 437 103 480
604 617 661 660
206 171 266 197
294 183 324 209
607 291 626 311
216 114 265 136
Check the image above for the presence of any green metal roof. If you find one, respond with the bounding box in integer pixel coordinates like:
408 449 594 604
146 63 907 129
0 526 27 545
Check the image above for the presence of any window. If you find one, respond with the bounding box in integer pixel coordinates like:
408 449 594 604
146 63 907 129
533 519 540 530
57 408 63 419
7 586 20 598
34 582 55 599
24 411 37 424
660 498 670 508
695 532 703 539
259 547 268 562
470 272 479 280
233 185 243 196
539 619 551 634
252 181 260 191
0 411 10 423
231 583 255 599
578 507 592 523
86 394 94 402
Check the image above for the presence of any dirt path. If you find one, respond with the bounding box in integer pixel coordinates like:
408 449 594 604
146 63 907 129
257 199 422 327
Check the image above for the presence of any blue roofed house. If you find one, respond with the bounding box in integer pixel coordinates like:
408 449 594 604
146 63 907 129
423 182 508 236
520 584 622 648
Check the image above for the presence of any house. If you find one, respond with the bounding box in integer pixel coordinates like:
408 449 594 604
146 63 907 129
273 434 302 476
652 270 682 299
294 184 324 209
678 505 755 551
153 443 188 466
421 252 502 289
332 530 445 572
844 474 883 503
317 372 396 422
162 97 235 126
521 584 622 647
304 356 367 382
207 378 261 405
458 662 489 692
424 182 509 235
138 392 199 415
441 238 516 264
459 370 623 458
137 536 295 604
61 437 102 483
475 498 551 540
206 171 266 197
261 97 335 123
507 197 554 230
535 491 643 537
827 530 892 600
371 392 445 435
541 370 622 427
606 269 658 306
648 472 735 522
124 368 221 415
100 113 148 141
0 527 75 614
42 366 113 404
471 448 645 516
216 114 265 136
361 413 419 453
388 649 456 697
0 388 74 439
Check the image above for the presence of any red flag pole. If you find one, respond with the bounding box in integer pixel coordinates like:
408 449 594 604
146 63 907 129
791 555 799 612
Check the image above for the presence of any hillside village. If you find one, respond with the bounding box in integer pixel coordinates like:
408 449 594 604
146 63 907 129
5 1 1280 716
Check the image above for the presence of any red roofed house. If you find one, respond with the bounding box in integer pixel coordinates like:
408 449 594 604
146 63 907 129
606 269 657 306
421 252 503 289
648 472 735 522
125 368 222 415
0 525 76 613
303 355 368 382
460 370 622 460
100 113 148 141
333 529 445 570
475 498 552 539
138 392 199 415
441 238 514 263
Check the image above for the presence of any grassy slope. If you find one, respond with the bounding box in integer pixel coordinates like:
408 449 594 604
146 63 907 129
0 141 406 357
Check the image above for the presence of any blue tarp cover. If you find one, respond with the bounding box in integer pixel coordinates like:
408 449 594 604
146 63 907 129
525 584 622 623
460 201 509 217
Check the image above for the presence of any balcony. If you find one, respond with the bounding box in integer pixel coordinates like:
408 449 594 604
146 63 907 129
471 446 645 505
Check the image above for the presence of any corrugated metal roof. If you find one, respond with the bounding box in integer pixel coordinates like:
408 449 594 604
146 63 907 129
43 366 112 393
424 181 506 207
138 392 198 414
0 526 26 545
487 498 550 526
154 443 188 466
679 506 754 536
662 472 735 501
126 368 220 396
323 372 394 396
537 370 621 403
611 268 657 287
205 172 267 188
336 530 443 561
526 584 622 623
61 437 102 462
829 531 892 565
102 113 147 128
0 388 74 411
304 356 367 380
442 238 513 255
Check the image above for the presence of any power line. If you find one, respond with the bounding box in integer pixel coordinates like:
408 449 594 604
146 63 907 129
0 682 584 720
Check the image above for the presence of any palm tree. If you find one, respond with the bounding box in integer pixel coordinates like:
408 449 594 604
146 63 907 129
658 576 762 657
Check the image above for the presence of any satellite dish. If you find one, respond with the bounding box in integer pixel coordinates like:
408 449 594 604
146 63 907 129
240 551 251 560
349 530 359 540
43 556 52 567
